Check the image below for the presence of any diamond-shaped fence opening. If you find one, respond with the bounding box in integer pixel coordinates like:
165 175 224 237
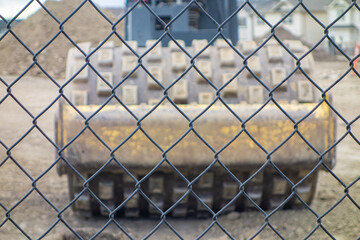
0 0 359 239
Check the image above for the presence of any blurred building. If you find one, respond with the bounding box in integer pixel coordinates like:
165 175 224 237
327 0 360 52
237 0 359 53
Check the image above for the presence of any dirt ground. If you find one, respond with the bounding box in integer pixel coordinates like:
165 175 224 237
0 0 122 79
0 60 359 240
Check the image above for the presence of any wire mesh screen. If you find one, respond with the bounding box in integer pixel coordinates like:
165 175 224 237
0 0 359 239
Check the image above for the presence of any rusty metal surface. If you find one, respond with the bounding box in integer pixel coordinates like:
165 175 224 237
57 102 335 174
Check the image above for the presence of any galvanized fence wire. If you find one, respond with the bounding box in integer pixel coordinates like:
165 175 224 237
0 0 359 239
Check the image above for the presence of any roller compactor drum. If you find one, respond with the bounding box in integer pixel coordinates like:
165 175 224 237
56 39 336 218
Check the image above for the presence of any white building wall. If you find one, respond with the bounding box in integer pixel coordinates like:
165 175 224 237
327 3 360 51
302 11 328 48
281 12 302 37
329 28 353 49
354 8 360 30
252 13 276 39
252 11 303 39
328 7 352 26
236 0 359 52
350 7 360 45
238 11 253 41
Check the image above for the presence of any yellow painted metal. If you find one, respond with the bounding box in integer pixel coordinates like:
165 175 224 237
56 102 335 174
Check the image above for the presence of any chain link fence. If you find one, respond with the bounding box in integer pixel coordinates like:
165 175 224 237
0 0 359 239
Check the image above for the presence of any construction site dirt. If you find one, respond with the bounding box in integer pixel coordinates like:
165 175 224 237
0 61 359 239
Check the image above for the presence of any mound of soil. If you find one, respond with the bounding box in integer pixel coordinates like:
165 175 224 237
0 0 124 79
